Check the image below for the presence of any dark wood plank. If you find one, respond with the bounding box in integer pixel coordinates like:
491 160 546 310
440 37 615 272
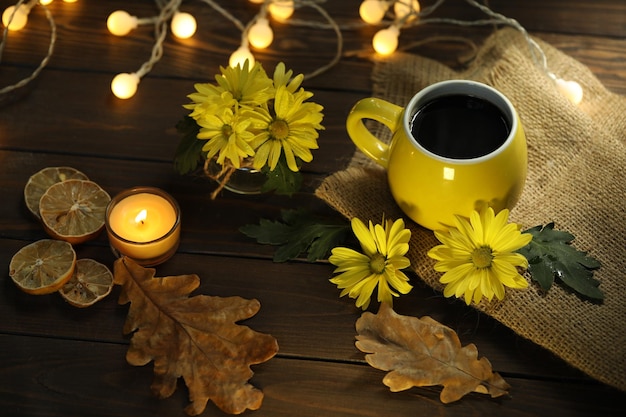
0 68 360 171
0 150 344 258
0 0 375 89
1 333 624 417
489 0 626 37
1 1 625 416
2 0 625 93
0 237 614 383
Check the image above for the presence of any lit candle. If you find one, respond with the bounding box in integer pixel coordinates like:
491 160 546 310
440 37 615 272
105 187 181 266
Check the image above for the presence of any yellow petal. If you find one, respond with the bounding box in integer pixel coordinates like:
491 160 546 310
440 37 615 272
388 255 410 270
373 223 387 255
494 252 529 269
490 223 529 252
376 276 395 304
470 210 485 245
470 286 482 304
352 218 377 256
439 263 474 283
329 247 369 264
454 214 480 247
330 268 370 289
384 269 412 295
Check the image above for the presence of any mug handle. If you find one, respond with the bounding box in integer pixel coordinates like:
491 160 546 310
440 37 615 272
345 97 404 169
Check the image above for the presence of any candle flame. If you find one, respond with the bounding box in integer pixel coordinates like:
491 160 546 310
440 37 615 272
135 209 147 224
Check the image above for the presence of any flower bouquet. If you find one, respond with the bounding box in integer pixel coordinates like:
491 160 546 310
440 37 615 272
174 61 324 199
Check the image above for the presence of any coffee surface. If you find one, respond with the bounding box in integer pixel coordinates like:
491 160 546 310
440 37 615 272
409 94 510 159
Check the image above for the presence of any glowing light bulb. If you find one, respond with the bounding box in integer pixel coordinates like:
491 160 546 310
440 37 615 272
248 18 273 49
555 78 583 105
359 0 387 25
268 0 294 21
373 25 399 55
171 12 196 39
2 5 29 31
107 10 138 37
63 0 78 3
229 46 255 68
394 0 420 22
249 0 265 3
40 0 54 5
111 73 140 99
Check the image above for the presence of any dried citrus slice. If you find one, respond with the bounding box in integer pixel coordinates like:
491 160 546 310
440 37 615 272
24 167 89 219
59 258 114 308
39 179 111 244
9 239 77 295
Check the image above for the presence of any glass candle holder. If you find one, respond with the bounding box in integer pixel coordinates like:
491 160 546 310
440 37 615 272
105 187 181 267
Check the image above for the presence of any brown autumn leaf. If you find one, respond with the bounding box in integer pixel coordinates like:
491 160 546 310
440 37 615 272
113 257 279 415
355 303 510 403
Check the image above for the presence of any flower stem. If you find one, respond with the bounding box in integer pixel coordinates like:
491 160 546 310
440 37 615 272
203 158 255 200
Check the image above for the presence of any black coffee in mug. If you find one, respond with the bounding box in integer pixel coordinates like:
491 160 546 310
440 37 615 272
409 94 510 159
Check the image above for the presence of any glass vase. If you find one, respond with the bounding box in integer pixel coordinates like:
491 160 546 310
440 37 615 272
204 158 266 197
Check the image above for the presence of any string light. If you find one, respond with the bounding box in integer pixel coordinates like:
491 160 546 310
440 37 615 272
106 10 138 36
552 74 584 105
0 0 584 106
358 0 584 105
2 3 32 31
359 0 388 25
111 72 140 100
268 0 295 21
394 0 420 22
248 17 273 49
0 0 57 96
171 11 197 39
372 25 399 55
229 45 255 68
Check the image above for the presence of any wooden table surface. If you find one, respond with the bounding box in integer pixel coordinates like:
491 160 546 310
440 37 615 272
1 1 625 416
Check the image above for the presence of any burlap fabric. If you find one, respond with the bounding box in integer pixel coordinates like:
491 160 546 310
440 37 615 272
315 27 626 391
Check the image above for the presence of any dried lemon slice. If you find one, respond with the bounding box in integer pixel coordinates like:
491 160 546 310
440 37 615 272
39 179 111 244
59 258 114 308
23 167 89 219
9 239 77 295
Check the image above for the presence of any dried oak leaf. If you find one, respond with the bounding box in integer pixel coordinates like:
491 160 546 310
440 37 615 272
355 303 510 403
113 257 279 415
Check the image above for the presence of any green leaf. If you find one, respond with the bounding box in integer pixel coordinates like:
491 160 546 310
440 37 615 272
239 209 350 262
174 116 206 175
260 155 302 196
517 223 603 300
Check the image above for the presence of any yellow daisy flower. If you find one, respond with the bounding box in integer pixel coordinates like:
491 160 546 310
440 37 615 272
196 108 255 168
247 85 324 172
329 218 412 310
272 62 304 93
427 207 533 305
215 60 274 107
184 89 236 122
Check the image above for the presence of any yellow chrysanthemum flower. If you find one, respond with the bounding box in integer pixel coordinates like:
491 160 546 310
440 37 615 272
427 207 533 305
196 108 255 168
247 86 324 172
329 218 413 310
272 62 304 93
183 61 273 121
184 89 236 122
175 61 325 197
215 60 274 107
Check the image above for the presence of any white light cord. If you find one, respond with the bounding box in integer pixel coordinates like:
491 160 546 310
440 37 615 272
0 0 56 96
0 0 583 104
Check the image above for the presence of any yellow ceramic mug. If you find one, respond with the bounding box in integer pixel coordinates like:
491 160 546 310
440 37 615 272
346 80 527 230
